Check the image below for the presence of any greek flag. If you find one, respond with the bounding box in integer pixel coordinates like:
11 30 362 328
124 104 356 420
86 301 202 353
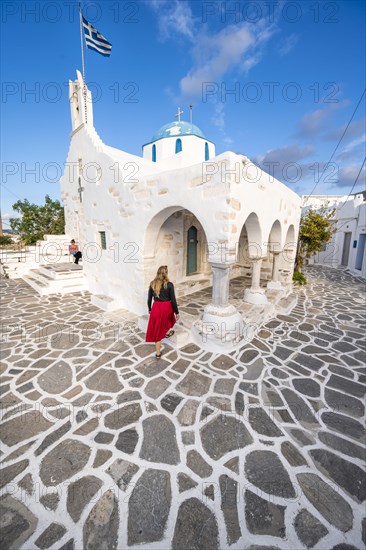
82 16 112 57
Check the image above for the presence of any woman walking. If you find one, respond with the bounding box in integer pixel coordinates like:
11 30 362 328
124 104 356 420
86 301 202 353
146 265 180 359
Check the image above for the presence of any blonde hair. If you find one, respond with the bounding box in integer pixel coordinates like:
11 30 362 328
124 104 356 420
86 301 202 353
150 265 169 296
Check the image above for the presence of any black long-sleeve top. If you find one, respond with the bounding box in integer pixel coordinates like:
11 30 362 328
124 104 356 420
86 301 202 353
148 282 179 314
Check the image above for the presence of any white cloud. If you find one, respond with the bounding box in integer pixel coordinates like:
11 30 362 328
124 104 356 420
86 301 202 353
339 133 366 155
335 163 366 188
223 136 234 146
180 22 276 98
253 144 316 186
278 33 299 56
212 101 225 130
324 118 365 141
294 101 349 139
147 1 281 138
295 108 332 138
210 101 235 149
147 0 195 41
255 144 315 166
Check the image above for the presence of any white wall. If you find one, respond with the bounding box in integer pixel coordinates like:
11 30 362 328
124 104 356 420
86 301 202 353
302 193 366 279
143 135 215 169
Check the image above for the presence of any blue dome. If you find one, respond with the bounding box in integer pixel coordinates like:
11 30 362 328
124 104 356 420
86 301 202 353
151 121 205 142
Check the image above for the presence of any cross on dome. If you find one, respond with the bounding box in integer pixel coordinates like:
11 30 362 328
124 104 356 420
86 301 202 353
175 107 184 122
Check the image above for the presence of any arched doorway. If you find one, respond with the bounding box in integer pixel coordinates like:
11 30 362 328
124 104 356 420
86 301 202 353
235 212 263 271
187 225 198 274
266 220 283 289
143 207 210 291
280 225 296 285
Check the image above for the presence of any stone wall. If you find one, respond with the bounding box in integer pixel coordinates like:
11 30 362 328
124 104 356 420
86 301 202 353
154 212 184 285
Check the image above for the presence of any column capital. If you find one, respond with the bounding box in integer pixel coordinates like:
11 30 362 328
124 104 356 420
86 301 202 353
248 256 266 263
268 243 282 254
208 261 233 270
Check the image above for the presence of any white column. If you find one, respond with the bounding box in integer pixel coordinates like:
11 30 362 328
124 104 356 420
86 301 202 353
267 252 284 290
211 262 230 306
251 257 262 289
243 257 268 305
193 261 243 346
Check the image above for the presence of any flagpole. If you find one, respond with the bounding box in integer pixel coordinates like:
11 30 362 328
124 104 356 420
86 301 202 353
78 2 88 123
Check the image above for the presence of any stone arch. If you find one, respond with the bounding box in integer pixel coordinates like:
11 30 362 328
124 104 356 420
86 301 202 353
283 224 297 261
279 224 297 278
285 224 296 244
262 220 284 284
267 220 282 252
144 206 180 255
237 212 263 265
143 206 210 288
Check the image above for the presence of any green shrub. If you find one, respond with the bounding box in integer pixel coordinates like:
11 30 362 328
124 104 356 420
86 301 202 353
0 235 12 246
293 271 307 285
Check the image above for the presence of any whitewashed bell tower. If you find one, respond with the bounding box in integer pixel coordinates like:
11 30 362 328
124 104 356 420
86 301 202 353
68 70 94 132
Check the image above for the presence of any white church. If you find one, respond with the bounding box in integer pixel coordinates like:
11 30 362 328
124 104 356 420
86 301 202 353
60 71 301 347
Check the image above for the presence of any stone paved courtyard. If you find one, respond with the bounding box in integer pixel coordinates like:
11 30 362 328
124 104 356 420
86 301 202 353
0 266 365 550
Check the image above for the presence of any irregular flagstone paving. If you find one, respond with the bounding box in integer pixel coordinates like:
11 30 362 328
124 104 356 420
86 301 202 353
0 266 365 549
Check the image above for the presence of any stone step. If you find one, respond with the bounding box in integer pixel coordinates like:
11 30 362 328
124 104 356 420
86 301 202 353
91 294 123 312
1 261 40 279
23 275 51 295
28 269 54 285
137 315 191 349
27 267 84 288
38 264 83 280
277 292 297 314
23 271 88 296
165 327 190 349
175 278 211 298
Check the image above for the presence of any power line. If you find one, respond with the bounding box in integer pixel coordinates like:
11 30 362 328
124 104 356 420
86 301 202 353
0 183 23 201
304 88 366 204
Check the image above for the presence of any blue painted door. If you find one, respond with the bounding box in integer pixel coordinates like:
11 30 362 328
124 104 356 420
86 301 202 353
187 226 198 274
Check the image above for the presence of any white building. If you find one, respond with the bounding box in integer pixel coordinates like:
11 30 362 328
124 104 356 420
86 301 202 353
302 192 366 279
60 71 301 345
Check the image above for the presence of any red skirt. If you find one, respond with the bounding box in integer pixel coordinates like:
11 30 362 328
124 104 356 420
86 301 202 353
146 301 176 342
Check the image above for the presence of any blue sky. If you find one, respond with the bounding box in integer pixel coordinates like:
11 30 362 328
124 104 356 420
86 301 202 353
1 0 365 227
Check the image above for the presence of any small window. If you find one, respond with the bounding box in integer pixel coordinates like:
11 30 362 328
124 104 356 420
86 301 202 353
152 144 156 162
99 231 107 250
205 142 209 161
175 138 182 154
